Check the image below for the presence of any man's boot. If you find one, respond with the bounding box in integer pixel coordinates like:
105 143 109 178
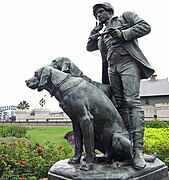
133 133 146 169
118 107 133 144
130 110 146 170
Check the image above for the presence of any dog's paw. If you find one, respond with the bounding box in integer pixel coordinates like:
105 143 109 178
79 162 93 171
111 160 131 169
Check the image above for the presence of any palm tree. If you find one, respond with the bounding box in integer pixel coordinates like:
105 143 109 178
39 98 46 108
17 100 30 110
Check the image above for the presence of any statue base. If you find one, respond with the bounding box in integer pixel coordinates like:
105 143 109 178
48 158 168 180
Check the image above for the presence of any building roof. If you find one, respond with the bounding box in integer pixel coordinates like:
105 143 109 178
140 77 169 97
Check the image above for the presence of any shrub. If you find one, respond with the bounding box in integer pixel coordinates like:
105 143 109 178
144 128 169 167
0 138 72 179
0 125 27 138
145 119 169 128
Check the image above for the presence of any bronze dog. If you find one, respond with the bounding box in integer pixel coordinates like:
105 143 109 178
50 57 117 106
26 66 132 171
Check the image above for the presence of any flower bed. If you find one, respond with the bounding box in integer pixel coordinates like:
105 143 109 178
0 125 169 179
0 137 71 179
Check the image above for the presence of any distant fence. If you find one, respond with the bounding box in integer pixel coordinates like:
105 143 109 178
0 118 72 126
144 117 169 122
0 117 169 126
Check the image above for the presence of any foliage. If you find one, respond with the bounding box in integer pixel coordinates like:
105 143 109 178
1 125 168 179
0 137 31 145
9 116 16 121
30 110 35 116
145 119 169 128
0 138 72 179
144 128 169 167
0 126 73 179
17 100 30 110
39 98 45 108
0 125 27 138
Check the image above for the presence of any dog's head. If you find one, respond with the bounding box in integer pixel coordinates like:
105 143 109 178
26 66 53 92
50 57 82 77
26 66 69 96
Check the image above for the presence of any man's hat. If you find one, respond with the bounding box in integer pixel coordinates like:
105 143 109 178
93 2 114 17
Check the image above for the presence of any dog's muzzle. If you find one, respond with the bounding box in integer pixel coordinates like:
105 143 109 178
25 77 39 89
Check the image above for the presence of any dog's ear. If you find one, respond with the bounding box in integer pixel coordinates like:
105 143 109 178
69 62 83 77
50 68 61 86
62 59 82 77
38 67 51 91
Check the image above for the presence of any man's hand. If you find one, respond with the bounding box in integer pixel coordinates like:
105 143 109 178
89 33 100 40
92 22 103 33
106 27 124 41
89 22 103 40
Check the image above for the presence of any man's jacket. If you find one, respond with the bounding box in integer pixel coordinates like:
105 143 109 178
86 11 155 84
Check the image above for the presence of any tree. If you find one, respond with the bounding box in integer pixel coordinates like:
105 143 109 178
30 109 35 116
17 100 30 110
39 98 46 108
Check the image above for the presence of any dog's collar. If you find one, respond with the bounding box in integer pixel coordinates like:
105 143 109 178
79 72 83 77
51 74 71 96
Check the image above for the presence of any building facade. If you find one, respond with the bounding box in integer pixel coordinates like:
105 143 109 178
0 105 16 121
16 108 69 122
140 75 169 121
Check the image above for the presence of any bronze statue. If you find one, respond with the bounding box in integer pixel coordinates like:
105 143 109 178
25 66 132 171
26 63 156 171
86 2 155 169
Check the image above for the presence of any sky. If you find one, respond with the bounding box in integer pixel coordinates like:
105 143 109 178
0 0 168 111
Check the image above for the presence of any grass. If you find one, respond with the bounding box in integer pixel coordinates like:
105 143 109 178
26 126 73 147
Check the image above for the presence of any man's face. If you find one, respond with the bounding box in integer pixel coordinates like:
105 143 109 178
95 7 112 23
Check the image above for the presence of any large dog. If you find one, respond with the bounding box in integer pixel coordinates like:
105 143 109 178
50 57 117 106
26 66 132 171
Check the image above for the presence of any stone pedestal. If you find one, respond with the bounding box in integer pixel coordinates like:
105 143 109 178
48 158 168 180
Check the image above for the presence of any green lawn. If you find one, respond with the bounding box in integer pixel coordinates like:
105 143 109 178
26 126 73 147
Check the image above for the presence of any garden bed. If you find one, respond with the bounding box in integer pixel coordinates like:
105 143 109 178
0 124 169 179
